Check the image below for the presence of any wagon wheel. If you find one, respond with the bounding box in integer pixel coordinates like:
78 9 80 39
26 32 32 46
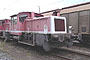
78 34 83 43
67 39 73 48
43 40 52 52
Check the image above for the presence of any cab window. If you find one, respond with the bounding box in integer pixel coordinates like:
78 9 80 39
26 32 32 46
0 21 5 25
19 15 28 22
0 21 2 25
11 16 17 24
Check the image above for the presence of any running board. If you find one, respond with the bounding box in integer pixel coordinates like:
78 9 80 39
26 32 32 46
18 41 35 46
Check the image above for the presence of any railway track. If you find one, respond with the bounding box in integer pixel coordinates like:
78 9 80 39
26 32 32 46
51 53 72 60
50 46 90 60
59 48 90 57
1 39 90 60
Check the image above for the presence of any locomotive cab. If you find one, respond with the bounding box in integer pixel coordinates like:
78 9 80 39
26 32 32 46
10 12 43 35
5 12 43 40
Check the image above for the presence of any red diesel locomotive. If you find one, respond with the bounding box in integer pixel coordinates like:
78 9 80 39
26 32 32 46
0 19 10 38
0 12 73 51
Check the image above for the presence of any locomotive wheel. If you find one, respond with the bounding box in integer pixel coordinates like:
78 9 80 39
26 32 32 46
4 37 8 42
67 39 73 48
43 40 52 52
4 32 10 42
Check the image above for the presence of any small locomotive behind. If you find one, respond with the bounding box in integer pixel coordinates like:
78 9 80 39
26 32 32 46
0 19 10 38
1 12 73 51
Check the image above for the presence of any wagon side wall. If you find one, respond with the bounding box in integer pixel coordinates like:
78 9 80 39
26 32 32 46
61 9 90 34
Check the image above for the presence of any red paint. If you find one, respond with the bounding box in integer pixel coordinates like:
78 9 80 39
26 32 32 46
0 19 11 31
25 17 50 32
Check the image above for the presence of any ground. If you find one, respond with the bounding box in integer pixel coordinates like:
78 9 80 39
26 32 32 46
0 39 90 60
0 39 60 60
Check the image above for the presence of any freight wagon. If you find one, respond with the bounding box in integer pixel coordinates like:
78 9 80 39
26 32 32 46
61 9 90 43
59 2 90 43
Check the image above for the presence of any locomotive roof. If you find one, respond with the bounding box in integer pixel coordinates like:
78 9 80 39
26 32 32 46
18 12 42 15
10 14 17 17
10 12 43 17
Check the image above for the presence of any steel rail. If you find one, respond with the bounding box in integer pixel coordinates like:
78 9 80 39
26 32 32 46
58 47 90 57
51 53 72 60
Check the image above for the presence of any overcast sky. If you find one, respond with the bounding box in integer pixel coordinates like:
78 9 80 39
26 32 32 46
0 0 90 19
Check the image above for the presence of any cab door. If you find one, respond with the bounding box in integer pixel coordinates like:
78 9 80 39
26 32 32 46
10 15 18 35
